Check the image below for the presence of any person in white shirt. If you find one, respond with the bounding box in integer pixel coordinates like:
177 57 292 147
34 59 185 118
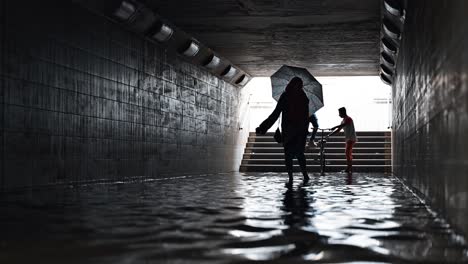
327 107 358 173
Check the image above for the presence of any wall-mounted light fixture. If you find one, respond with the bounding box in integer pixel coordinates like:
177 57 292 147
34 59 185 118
181 41 200 57
381 52 396 68
383 18 401 39
203 54 221 69
235 75 249 86
381 64 394 77
379 0 405 86
113 1 136 21
113 0 156 33
79 0 251 87
221 65 237 78
382 37 398 54
380 73 392 85
152 23 173 42
384 0 404 18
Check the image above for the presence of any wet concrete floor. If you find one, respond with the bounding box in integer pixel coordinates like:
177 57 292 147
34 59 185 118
1 172 468 263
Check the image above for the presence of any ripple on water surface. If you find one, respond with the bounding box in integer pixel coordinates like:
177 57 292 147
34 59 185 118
0 172 467 263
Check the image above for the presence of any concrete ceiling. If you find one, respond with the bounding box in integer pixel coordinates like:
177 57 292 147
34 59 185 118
143 0 381 77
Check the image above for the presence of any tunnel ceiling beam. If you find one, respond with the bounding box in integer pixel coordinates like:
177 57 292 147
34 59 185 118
141 0 381 77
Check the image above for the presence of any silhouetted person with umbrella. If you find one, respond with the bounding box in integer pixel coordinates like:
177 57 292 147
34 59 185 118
256 77 310 184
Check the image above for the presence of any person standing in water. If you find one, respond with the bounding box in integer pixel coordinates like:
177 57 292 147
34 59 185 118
327 107 357 173
256 77 310 184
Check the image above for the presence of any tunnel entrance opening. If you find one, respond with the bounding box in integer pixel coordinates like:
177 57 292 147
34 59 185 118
239 76 393 173
245 76 392 132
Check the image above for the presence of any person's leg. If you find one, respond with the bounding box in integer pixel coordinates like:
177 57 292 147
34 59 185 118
296 152 309 181
311 127 318 142
284 147 294 182
296 132 309 180
345 140 355 173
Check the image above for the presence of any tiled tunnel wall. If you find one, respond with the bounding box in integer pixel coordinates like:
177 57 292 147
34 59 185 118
393 0 468 235
0 1 249 190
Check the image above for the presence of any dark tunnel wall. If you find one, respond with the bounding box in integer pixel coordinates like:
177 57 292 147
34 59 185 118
0 1 248 190
393 1 468 235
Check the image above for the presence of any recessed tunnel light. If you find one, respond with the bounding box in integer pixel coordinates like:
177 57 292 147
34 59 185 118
382 37 398 54
114 1 136 21
235 75 249 86
383 18 401 39
381 52 396 68
204 54 221 69
152 23 173 42
384 0 404 18
380 73 392 85
182 41 200 57
221 65 237 78
380 64 393 77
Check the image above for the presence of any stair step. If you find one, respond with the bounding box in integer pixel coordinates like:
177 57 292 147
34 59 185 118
250 131 390 137
242 131 392 173
246 142 391 148
240 164 391 173
249 136 391 143
243 153 390 159
244 147 391 153
241 159 391 165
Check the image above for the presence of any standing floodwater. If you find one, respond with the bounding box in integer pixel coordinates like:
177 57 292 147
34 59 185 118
1 173 467 263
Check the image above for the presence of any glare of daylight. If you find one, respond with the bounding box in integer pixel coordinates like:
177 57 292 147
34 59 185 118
246 76 392 132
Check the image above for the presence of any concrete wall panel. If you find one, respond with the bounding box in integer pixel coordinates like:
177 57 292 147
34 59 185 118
0 0 250 190
393 0 468 236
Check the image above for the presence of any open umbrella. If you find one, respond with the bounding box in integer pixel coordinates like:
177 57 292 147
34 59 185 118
270 65 324 114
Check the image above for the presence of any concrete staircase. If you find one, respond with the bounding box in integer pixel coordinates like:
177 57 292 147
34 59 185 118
240 131 392 173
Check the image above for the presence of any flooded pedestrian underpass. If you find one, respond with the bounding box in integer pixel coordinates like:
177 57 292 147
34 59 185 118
1 173 467 263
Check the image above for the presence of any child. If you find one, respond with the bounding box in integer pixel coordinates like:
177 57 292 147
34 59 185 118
327 107 357 173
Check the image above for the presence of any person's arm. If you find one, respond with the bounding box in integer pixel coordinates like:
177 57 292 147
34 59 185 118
327 118 350 137
327 124 344 137
255 95 285 134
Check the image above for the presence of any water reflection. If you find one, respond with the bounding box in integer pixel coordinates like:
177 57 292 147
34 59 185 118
346 173 353 185
0 172 467 263
282 182 313 229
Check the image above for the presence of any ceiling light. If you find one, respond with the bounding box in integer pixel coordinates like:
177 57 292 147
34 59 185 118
235 75 249 86
384 0 404 17
204 54 221 69
152 23 173 42
182 41 200 57
221 65 237 78
381 64 393 77
113 1 136 21
383 18 401 39
380 73 392 85
382 37 398 54
381 52 396 68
